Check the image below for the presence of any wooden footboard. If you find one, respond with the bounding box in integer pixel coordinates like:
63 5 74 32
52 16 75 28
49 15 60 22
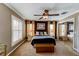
34 44 55 53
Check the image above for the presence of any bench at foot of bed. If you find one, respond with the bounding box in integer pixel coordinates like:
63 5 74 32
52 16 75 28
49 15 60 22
34 44 55 53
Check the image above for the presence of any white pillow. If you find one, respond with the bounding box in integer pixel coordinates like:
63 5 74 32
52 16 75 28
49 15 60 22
36 32 39 35
44 32 48 35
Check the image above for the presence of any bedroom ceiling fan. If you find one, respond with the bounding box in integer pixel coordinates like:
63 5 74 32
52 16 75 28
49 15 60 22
34 9 59 20
34 10 68 20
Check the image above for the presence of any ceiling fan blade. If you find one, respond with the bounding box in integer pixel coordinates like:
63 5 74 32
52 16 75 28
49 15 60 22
39 17 43 20
61 12 67 15
48 14 59 16
34 14 43 16
34 14 59 16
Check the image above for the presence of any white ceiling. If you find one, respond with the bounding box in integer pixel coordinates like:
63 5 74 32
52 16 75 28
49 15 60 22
5 3 79 21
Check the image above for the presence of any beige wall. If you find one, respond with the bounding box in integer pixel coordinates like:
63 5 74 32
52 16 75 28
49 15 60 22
59 10 79 52
58 12 78 37
0 4 25 54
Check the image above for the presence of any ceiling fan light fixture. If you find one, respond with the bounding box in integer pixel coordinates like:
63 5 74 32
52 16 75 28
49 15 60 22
43 16 49 19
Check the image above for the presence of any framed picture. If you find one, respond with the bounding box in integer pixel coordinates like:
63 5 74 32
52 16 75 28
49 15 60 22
37 23 45 30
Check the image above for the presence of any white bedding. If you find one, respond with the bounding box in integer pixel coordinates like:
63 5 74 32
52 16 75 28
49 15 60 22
32 36 54 40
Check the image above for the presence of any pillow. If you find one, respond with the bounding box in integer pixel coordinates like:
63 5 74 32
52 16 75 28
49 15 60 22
44 32 48 35
36 32 39 35
40 32 43 36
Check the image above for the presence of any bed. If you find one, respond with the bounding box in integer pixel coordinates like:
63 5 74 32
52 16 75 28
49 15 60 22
31 36 56 53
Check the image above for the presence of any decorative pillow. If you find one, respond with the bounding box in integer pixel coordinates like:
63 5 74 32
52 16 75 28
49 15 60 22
44 32 48 35
36 31 39 35
40 32 43 36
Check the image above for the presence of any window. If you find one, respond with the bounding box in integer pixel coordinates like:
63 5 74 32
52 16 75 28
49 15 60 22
50 24 54 36
11 15 23 46
61 24 65 36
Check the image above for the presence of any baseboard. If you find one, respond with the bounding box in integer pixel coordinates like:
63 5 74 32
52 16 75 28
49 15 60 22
6 39 26 56
73 48 79 53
